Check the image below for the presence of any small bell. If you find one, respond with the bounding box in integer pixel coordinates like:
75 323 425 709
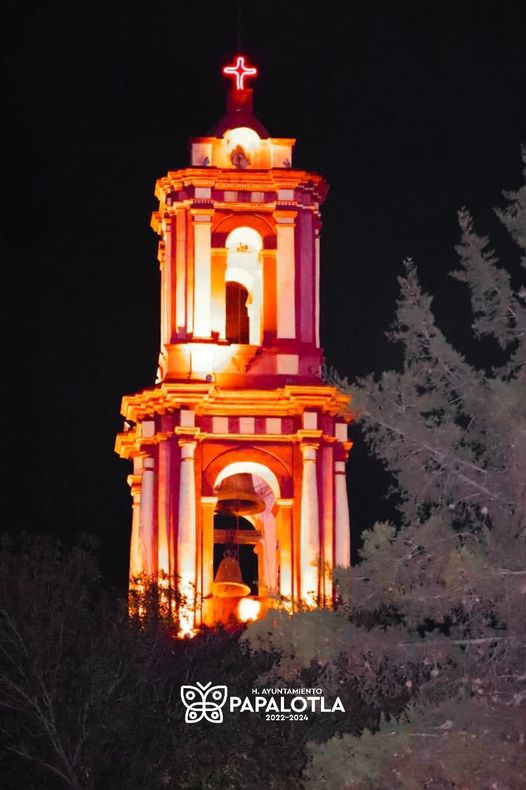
215 473 266 517
212 551 251 598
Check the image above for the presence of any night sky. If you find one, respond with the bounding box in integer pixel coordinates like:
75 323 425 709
2 0 525 587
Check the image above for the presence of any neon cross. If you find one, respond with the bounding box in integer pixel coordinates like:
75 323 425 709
222 55 258 90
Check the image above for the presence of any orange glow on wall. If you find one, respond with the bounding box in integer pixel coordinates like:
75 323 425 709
237 598 261 622
224 127 261 155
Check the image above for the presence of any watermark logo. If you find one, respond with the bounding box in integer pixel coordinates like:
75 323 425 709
181 684 345 724
180 682 228 724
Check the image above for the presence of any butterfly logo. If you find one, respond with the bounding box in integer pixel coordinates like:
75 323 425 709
180 682 228 724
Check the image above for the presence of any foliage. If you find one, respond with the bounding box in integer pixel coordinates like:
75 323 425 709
303 699 525 790
244 150 526 789
0 534 373 789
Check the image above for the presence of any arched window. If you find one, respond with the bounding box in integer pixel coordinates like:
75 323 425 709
226 281 250 343
211 468 279 602
225 227 263 345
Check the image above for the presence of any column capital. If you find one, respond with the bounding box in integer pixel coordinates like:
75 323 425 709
126 474 142 497
300 444 318 462
297 428 322 447
179 440 197 459
175 426 200 440
276 497 294 508
335 440 353 463
190 208 214 221
273 208 298 224
161 214 174 234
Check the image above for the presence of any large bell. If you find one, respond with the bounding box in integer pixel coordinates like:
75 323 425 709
212 554 251 598
215 474 266 517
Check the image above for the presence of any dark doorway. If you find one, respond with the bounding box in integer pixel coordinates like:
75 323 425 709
226 281 249 343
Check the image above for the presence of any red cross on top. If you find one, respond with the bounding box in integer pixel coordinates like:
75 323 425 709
222 55 258 90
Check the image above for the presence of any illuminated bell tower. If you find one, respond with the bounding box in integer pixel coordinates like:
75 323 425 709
115 57 352 633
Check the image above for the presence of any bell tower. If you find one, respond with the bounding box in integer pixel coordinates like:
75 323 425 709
115 57 352 634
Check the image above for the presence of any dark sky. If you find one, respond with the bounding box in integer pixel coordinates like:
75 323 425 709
2 0 525 586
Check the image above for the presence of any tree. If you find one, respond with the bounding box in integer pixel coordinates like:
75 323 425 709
0 533 355 789
244 149 526 789
0 533 142 789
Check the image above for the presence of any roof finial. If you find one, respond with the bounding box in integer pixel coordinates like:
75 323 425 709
222 55 258 91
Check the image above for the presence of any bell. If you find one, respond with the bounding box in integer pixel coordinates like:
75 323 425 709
212 554 251 598
215 473 266 517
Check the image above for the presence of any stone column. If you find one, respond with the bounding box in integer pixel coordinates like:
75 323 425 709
139 455 156 576
127 473 143 581
274 210 296 339
201 497 216 598
261 249 277 339
260 510 278 595
321 445 334 603
157 439 171 577
175 208 187 337
210 248 227 339
177 440 197 634
314 227 321 348
334 461 351 567
300 445 320 605
192 210 213 338
160 215 174 347
276 499 293 606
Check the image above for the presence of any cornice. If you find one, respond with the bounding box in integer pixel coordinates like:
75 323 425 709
116 425 349 460
118 383 350 423
155 168 328 200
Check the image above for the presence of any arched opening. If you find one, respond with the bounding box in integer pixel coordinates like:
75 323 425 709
200 459 290 626
213 470 278 608
213 459 282 501
225 281 250 343
225 227 263 345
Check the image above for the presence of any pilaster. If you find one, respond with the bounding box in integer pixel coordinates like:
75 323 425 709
274 209 297 339
276 498 294 606
334 460 351 568
191 208 214 338
177 438 197 634
300 443 320 605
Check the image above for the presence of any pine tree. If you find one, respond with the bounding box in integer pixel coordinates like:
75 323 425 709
244 149 526 789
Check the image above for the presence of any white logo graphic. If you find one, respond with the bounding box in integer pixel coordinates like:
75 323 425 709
180 682 228 724
180 683 345 724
